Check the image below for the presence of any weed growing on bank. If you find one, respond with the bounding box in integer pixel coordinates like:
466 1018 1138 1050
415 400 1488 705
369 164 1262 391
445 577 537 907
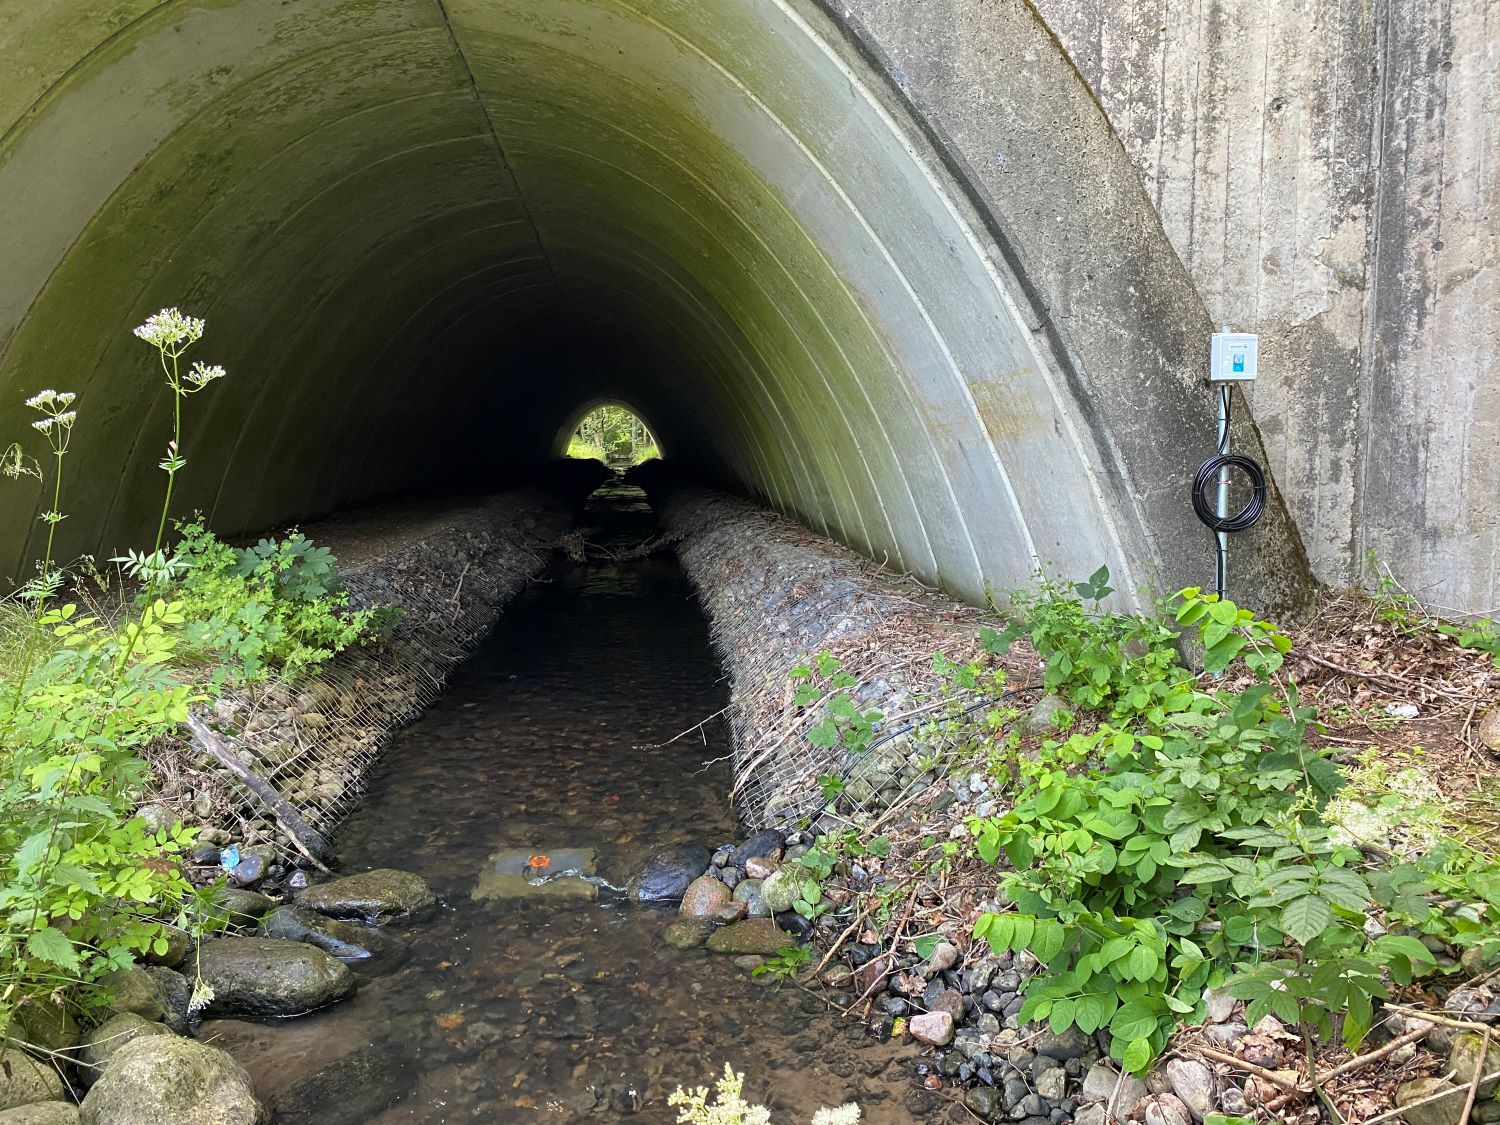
782 571 1500 1076
668 1062 860 1124
0 309 383 1037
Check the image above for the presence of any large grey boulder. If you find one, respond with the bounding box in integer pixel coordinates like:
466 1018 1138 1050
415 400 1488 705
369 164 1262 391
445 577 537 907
79 1036 266 1125
0 1047 63 1110
101 966 190 1033
0 1103 80 1124
295 870 433 924
11 1001 79 1053
260 905 404 969
78 1013 174 1088
197 936 355 1018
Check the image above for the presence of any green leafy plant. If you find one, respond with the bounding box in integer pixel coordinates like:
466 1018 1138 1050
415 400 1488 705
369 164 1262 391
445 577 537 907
0 597 220 1027
751 944 811 984
166 520 379 684
790 653 882 757
985 567 1181 714
969 580 1463 1073
0 306 386 1037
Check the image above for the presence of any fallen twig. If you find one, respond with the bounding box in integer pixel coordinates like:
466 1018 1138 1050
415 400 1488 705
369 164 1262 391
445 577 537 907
186 713 335 866
1459 1026 1488 1124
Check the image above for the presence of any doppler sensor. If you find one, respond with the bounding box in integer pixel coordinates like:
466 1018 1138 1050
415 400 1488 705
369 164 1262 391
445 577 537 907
1210 330 1258 382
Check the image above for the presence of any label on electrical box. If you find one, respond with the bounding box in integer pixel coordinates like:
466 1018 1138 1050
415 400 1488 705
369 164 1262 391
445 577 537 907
1210 331 1258 382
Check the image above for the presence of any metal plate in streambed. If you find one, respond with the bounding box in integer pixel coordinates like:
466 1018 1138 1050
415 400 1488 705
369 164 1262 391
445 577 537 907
473 847 598 901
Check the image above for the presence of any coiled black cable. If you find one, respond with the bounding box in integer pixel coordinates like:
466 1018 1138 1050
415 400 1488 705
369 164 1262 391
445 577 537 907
1191 386 1267 532
1192 384 1267 599
1191 453 1266 531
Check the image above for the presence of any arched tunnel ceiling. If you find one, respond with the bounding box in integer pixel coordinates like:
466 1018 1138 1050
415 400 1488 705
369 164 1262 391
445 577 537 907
2 0 1203 606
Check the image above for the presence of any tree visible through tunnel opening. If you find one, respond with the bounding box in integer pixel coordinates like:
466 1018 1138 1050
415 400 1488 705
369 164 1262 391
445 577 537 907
566 404 659 468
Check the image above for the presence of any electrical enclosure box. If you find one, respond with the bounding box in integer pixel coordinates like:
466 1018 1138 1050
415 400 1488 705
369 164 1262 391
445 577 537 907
1210 331 1258 382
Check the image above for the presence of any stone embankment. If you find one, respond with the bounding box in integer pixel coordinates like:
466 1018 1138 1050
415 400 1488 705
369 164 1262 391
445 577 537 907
633 463 999 830
145 460 607 882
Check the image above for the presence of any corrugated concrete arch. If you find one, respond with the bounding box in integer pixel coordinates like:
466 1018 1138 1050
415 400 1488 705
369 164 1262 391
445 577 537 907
0 0 1310 609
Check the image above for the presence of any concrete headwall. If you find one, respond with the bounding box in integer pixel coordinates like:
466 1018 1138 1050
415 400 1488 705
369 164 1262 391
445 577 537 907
0 0 1492 615
840 0 1498 612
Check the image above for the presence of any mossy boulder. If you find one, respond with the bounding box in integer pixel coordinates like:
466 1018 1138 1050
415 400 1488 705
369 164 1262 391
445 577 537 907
212 888 275 925
197 936 355 1018
79 1014 174 1088
705 919 794 955
759 868 802 914
295 869 433 924
101 967 190 1034
0 1103 80 1124
663 919 716 950
79 1036 266 1125
0 1047 63 1110
11 1000 79 1053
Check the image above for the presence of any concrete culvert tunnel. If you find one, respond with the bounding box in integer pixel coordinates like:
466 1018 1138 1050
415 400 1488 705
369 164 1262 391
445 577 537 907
1 0 1317 610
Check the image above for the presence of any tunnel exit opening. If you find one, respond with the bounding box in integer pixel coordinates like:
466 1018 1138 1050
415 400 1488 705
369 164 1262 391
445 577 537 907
559 401 661 468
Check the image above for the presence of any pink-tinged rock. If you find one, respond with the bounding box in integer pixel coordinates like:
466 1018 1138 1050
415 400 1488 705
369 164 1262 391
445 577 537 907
909 1011 954 1046
857 954 892 995
744 856 779 880
679 877 733 918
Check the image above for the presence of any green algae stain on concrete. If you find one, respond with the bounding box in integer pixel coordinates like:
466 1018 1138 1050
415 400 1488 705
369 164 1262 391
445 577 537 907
0 0 1146 609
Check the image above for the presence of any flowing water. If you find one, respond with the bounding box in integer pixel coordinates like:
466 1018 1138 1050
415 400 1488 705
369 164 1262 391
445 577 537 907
201 487 930 1123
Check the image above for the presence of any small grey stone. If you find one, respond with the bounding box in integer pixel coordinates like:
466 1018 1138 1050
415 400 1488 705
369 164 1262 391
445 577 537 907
1014 1094 1048 1117
966 960 999 993
1203 986 1236 1023
1395 1079 1465 1125
1074 1107 1106 1125
1026 694 1071 733
1202 1020 1248 1050
1080 1063 1147 1114
1165 1058 1215 1120
1144 1093 1192 1125
928 941 960 974
965 1086 1005 1121
1036 1067 1068 1100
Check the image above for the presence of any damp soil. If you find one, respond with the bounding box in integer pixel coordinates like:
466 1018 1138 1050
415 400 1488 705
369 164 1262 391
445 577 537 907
200 485 930 1124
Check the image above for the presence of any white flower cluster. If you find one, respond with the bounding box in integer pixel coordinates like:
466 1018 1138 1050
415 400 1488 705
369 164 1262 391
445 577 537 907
24 388 75 412
668 1065 771 1125
184 361 227 390
31 412 76 435
667 1065 860 1125
133 307 206 352
22 388 79 449
810 1106 861 1125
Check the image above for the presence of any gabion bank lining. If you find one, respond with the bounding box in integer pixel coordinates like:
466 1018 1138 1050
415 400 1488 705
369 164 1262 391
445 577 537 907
148 482 588 858
644 475 997 829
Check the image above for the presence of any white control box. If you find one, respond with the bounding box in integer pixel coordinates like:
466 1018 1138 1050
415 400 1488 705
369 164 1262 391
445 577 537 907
1210 330 1258 381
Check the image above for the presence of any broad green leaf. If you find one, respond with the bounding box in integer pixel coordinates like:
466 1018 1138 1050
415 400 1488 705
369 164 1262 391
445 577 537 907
26 927 80 973
1120 1036 1155 1075
1110 1001 1160 1043
1280 895 1333 946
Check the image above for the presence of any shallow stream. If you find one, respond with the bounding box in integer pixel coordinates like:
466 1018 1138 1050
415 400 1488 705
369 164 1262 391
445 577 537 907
201 487 929 1123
